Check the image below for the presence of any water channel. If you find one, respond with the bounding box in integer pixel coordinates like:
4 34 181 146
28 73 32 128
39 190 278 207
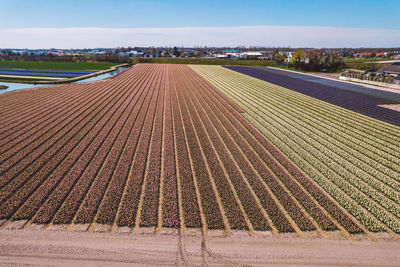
0 67 127 94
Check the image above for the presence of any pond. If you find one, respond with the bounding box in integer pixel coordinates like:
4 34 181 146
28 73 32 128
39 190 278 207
0 67 127 94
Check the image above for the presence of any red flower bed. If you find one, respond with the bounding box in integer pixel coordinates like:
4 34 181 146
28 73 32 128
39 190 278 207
0 84 116 205
0 83 86 130
139 66 165 227
95 67 159 225
8 84 130 221
172 71 224 230
0 63 364 236
0 83 91 143
74 68 154 224
0 73 138 221
161 72 179 228
116 66 162 227
33 82 138 224
53 78 146 225
169 72 201 228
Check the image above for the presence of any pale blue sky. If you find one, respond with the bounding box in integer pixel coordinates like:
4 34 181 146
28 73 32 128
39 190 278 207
0 0 399 48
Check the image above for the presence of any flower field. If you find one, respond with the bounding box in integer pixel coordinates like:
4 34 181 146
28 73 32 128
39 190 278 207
0 63 398 241
224 66 400 127
0 68 94 78
192 65 400 239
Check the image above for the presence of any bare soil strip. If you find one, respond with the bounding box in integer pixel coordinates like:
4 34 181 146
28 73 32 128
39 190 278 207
0 228 399 266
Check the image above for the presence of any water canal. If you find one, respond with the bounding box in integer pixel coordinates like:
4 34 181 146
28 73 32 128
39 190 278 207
0 67 127 94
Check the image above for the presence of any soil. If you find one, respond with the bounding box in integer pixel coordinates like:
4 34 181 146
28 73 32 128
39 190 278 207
378 104 400 112
1 227 399 266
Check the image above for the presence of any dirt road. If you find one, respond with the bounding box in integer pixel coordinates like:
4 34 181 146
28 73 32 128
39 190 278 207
1 228 399 266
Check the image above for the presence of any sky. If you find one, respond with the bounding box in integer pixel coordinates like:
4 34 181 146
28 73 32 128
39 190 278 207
0 0 399 48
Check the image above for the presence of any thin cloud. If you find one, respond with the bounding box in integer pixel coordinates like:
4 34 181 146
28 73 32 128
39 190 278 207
1 25 399 48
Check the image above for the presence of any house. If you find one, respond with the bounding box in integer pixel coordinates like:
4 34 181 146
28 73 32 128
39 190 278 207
239 51 263 59
391 54 400 60
276 51 294 63
376 52 387 57
355 52 371 58
225 52 239 59
341 51 352 57
117 51 138 57
143 54 159 58
303 56 310 64
117 52 130 57
222 49 239 54
363 69 377 76
375 63 400 77
182 51 196 57
127 50 138 57
136 50 145 57
285 52 293 63
258 56 271 60
215 54 228 59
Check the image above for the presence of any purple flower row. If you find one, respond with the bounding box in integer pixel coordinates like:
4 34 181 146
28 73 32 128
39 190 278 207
225 66 400 127
0 68 94 74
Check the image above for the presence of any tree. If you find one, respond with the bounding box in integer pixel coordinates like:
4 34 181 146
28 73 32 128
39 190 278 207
148 47 157 55
173 46 180 57
304 51 322 71
302 51 343 72
289 49 304 69
273 52 286 65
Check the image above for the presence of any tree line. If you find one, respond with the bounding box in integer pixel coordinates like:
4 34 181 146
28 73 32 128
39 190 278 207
274 49 344 72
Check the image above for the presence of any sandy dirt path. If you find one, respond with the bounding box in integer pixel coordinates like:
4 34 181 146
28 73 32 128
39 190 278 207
1 228 400 266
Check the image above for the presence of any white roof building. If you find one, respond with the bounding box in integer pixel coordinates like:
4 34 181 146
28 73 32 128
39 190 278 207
240 52 263 57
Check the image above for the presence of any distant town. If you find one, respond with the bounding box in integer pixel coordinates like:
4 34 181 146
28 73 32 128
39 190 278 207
2 46 400 87
1 47 400 61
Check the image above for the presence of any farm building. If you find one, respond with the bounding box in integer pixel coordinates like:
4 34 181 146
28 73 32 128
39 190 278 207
239 51 263 59
375 63 400 77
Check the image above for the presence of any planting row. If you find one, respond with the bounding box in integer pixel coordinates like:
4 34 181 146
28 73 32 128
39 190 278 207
225 66 400 127
1 64 368 239
192 65 400 234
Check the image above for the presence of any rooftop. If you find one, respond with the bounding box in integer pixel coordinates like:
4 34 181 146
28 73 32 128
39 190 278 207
376 64 400 74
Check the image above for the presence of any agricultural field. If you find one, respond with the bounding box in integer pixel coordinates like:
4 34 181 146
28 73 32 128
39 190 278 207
0 63 399 242
0 60 118 71
0 69 94 78
192 65 400 239
342 57 393 63
225 66 400 126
